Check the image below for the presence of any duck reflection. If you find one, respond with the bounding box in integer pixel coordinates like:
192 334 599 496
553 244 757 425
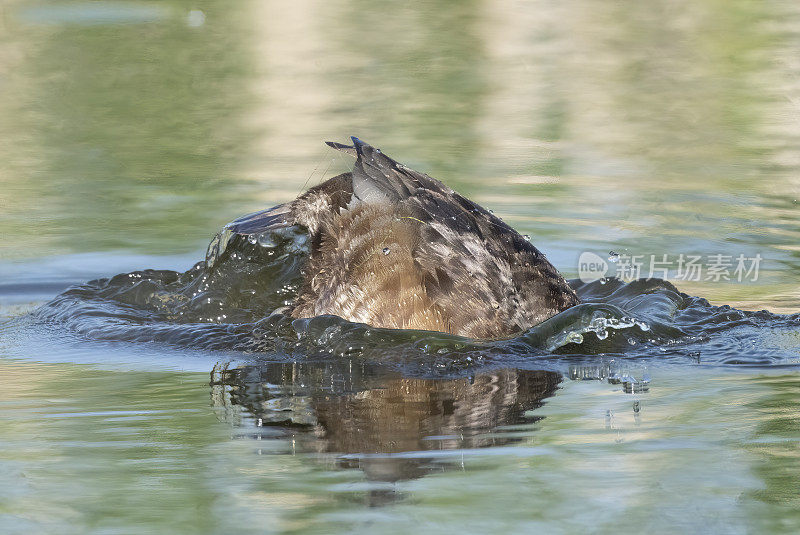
211 361 560 502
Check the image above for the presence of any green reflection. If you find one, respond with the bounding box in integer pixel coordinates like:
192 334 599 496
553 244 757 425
324 0 488 179
745 374 800 532
0 361 227 533
588 0 779 176
0 0 255 258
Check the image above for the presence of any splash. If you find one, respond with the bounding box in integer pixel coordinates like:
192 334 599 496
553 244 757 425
28 220 800 369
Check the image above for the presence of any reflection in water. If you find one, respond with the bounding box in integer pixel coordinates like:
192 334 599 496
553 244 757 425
745 374 800 531
0 0 255 258
212 361 560 503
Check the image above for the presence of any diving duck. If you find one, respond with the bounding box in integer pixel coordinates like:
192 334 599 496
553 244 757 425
225 138 579 339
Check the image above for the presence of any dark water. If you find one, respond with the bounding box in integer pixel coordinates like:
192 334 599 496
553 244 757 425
2 0 800 533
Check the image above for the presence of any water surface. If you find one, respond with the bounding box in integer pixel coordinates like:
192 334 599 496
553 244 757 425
2 0 800 533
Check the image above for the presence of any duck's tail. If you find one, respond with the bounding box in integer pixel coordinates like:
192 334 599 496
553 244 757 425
324 139 358 157
325 137 446 205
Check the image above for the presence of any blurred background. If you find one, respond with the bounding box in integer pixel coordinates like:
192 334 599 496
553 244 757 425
2 3 800 533
1 0 799 309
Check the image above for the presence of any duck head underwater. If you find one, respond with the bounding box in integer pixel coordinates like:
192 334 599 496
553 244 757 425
222 137 579 339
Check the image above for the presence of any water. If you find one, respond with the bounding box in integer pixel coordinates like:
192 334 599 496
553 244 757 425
2 0 800 533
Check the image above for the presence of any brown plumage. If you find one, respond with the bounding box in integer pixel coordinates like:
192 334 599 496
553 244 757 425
228 138 579 339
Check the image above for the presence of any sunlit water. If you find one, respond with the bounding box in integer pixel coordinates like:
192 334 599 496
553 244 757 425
2 1 800 533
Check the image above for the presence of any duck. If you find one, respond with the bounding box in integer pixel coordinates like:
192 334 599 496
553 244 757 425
225 137 579 339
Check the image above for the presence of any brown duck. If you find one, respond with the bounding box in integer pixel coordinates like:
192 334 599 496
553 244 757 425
226 138 579 339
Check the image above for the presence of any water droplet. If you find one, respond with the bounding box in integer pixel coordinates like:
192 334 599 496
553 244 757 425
489 209 494 214
566 332 584 344
523 235 531 241
247 234 257 245
289 233 308 252
382 247 390 255
257 232 276 248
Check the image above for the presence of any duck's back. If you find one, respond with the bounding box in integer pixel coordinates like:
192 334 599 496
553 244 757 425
288 138 579 339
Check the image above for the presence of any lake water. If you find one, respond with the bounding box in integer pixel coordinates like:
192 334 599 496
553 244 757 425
1 1 800 533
